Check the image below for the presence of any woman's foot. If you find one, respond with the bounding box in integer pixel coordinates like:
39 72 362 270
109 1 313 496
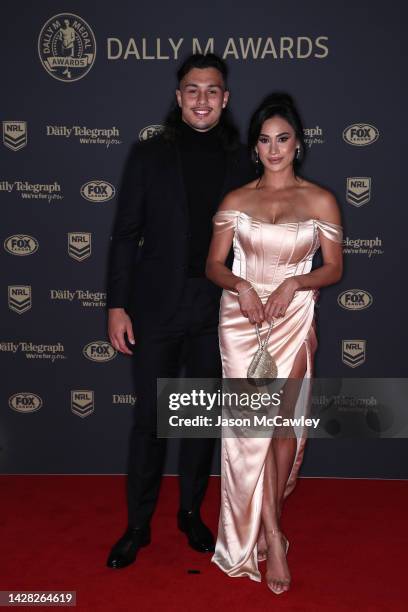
265 528 291 594
257 525 289 563
258 528 289 562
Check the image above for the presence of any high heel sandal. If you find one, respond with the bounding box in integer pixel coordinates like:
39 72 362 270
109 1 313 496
265 528 291 595
257 532 289 562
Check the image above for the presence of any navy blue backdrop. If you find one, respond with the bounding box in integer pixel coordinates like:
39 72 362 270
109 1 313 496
1 0 407 477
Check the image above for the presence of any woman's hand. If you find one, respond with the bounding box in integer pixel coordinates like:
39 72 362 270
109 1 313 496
264 278 299 322
236 281 265 325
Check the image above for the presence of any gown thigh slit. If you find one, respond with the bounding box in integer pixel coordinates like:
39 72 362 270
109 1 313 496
211 210 343 581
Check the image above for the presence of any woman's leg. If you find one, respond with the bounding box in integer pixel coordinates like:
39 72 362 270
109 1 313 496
274 322 317 515
261 324 318 592
260 438 291 593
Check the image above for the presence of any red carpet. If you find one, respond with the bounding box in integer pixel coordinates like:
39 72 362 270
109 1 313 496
0 476 406 611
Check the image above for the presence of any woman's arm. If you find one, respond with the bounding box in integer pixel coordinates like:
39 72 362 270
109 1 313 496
205 196 265 325
294 190 343 289
205 223 249 293
292 236 343 291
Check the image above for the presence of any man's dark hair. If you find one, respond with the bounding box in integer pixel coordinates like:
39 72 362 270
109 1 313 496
176 53 228 85
163 53 240 151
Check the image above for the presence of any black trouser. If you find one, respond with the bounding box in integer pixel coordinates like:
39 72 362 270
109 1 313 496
127 278 221 528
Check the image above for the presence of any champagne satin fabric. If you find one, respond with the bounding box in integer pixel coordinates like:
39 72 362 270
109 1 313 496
211 210 343 581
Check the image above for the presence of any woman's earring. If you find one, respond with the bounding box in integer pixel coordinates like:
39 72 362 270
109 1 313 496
255 150 259 165
295 147 300 159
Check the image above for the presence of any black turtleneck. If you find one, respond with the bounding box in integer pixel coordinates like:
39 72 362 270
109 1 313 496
178 120 226 277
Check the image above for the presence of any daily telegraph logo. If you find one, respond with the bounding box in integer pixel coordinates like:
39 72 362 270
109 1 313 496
38 14 96 82
346 177 371 207
2 121 27 151
83 341 117 362
80 181 115 202
342 236 384 257
113 394 137 405
4 234 39 256
337 289 373 311
8 286 31 314
0 181 63 202
9 392 42 413
303 126 324 148
68 233 91 261
139 125 165 141
71 390 94 418
342 340 366 368
46 125 121 147
343 124 379 146
1 342 66 362
50 289 106 307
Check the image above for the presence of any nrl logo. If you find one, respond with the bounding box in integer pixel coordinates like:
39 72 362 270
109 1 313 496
8 285 32 314
341 340 366 368
68 233 91 261
346 177 371 207
38 13 96 82
3 121 27 151
71 390 94 418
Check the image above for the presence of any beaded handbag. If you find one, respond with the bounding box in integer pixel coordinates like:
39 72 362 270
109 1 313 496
247 321 278 386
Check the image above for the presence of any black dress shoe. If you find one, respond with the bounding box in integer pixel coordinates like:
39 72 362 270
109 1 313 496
106 525 151 569
177 509 215 553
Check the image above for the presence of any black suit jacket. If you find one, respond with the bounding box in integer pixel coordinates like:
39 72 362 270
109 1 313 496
107 133 255 328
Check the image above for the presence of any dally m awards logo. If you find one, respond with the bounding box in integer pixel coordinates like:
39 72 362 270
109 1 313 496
346 177 371 207
8 285 32 314
9 392 42 413
83 341 117 362
4 234 39 256
80 180 115 202
139 124 165 141
342 340 366 368
338 289 373 311
68 233 91 261
38 13 96 82
2 121 27 151
343 124 379 146
71 390 94 418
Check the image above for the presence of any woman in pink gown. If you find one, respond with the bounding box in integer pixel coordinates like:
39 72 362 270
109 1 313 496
206 93 343 595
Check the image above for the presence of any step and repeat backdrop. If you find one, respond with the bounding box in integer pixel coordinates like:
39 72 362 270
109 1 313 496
1 1 406 476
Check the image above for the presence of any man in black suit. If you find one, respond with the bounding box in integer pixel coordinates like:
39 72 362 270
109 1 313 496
106 53 255 569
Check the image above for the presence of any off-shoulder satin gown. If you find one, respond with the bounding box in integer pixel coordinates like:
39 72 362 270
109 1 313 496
210 209 343 582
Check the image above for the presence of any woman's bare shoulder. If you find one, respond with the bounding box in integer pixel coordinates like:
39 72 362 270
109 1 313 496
218 179 259 212
300 180 341 224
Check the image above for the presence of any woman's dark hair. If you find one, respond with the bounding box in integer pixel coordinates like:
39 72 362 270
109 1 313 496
163 53 240 151
248 92 306 175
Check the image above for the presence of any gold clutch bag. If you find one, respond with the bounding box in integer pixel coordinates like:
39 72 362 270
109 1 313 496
247 321 278 386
